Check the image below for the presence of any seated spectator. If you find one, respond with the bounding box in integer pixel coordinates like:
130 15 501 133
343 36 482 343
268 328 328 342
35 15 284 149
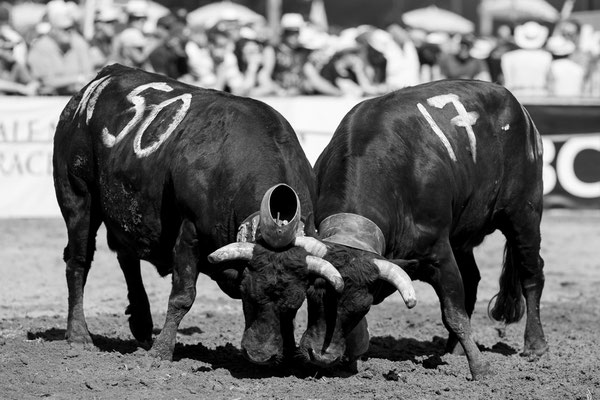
272 13 312 96
89 6 120 71
111 0 154 70
438 35 491 81
27 0 94 95
180 25 217 88
232 27 278 96
205 25 244 92
304 46 369 96
501 21 552 97
0 3 38 95
546 35 584 96
486 24 519 84
386 24 421 89
148 13 188 79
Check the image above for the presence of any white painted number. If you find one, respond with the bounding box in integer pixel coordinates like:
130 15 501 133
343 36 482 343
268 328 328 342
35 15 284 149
101 82 191 158
417 94 479 163
79 78 191 158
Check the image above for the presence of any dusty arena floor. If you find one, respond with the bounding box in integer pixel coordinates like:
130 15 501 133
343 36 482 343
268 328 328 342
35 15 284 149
0 211 599 399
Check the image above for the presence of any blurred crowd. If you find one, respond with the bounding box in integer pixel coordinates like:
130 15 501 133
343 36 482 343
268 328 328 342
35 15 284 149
1 0 600 98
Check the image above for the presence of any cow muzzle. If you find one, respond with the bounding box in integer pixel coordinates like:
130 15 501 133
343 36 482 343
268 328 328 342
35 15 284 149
241 324 284 366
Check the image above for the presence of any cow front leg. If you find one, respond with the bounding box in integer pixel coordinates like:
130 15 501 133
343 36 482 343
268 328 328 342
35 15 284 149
150 220 200 361
445 249 481 355
430 241 492 380
117 252 153 348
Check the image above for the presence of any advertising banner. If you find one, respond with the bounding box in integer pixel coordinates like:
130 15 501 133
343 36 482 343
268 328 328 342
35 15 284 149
0 96 598 218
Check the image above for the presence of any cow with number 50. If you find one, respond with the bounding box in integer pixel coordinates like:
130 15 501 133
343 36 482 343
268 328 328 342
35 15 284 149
52 64 343 364
299 80 548 380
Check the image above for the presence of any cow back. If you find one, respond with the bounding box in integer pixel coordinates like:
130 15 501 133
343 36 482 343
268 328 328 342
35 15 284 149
315 80 543 257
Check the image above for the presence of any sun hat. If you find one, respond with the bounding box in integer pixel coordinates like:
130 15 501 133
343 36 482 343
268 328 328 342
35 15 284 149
514 21 549 50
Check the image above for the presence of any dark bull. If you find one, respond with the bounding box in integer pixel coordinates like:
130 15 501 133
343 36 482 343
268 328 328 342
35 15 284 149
53 64 342 365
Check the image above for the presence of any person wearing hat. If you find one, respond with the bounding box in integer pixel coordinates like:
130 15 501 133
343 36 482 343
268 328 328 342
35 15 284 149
232 27 279 96
501 21 553 97
27 0 94 95
272 13 312 95
147 13 189 79
0 2 39 95
89 7 121 71
110 0 154 71
438 34 491 81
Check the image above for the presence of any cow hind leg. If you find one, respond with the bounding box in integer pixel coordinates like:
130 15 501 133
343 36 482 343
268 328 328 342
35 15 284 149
116 252 153 348
428 240 492 380
59 177 101 350
493 209 548 357
150 220 200 361
445 249 480 355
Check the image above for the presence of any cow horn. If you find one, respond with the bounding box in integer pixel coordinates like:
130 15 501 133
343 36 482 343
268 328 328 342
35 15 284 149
208 242 255 263
372 259 417 308
306 255 344 293
294 236 327 258
259 183 302 249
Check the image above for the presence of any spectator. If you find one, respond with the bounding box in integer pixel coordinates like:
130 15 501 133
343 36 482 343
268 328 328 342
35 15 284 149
0 3 38 95
501 21 552 97
180 25 216 88
272 13 312 96
27 0 94 95
439 35 491 81
546 35 584 96
89 6 120 71
385 24 421 89
111 0 154 70
148 13 188 79
232 27 278 96
205 25 244 92
486 24 518 84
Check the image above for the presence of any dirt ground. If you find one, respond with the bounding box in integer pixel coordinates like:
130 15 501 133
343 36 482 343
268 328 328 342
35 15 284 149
0 210 599 400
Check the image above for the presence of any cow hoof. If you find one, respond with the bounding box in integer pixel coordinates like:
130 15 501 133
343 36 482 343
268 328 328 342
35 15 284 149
521 342 549 358
67 340 98 353
340 358 359 374
148 345 174 362
469 361 494 381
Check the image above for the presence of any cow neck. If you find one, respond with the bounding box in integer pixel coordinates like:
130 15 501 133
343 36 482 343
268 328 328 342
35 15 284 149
319 213 385 256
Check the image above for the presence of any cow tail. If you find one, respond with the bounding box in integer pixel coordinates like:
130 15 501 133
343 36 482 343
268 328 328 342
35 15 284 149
488 242 525 324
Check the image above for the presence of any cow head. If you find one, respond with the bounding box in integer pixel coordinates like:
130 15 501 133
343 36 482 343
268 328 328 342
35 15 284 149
299 213 417 368
207 184 343 365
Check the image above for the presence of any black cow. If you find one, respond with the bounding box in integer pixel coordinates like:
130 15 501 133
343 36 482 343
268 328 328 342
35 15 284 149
299 80 548 380
53 64 342 364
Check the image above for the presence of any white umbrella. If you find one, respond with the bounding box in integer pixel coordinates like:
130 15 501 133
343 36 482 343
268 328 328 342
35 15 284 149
479 0 560 22
401 6 474 34
187 1 266 29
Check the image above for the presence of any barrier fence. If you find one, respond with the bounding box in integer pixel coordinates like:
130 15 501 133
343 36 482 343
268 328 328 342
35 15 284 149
0 95 598 218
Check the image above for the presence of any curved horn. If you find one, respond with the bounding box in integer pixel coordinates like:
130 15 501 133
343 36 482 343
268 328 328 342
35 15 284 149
373 259 417 308
306 255 344 293
208 242 255 263
294 236 327 258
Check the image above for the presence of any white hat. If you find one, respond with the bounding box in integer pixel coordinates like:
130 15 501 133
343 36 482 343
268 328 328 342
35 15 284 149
515 21 549 50
120 27 146 47
281 13 304 31
46 0 76 29
546 35 576 56
125 0 147 18
96 7 121 23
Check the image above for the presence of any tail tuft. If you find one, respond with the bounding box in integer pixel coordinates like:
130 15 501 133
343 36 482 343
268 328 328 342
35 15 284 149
488 243 525 324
